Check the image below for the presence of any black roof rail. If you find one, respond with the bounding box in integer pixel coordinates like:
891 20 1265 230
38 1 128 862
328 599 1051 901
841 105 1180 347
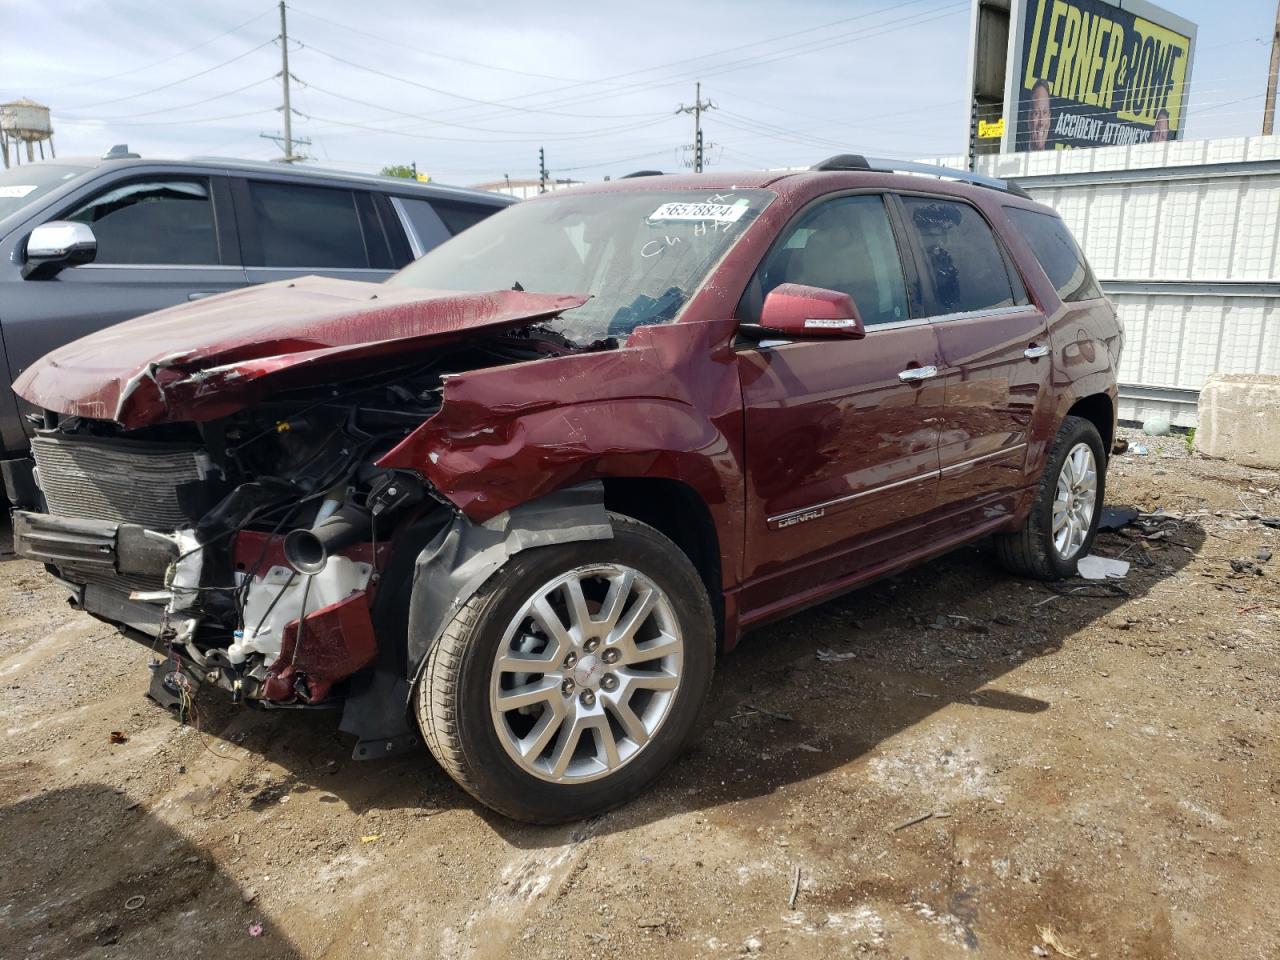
621 169 664 179
812 155 1031 199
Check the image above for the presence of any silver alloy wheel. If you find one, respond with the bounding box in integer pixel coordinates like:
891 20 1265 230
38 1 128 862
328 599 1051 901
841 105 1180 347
489 563 684 784
1052 441 1098 560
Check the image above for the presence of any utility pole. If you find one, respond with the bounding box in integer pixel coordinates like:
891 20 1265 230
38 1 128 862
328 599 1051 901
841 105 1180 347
676 82 716 173
1265 0 1280 135
538 147 548 193
280 0 294 160
260 1 309 161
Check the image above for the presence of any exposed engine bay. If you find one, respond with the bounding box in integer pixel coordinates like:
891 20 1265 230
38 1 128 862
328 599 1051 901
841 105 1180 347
11 329 583 720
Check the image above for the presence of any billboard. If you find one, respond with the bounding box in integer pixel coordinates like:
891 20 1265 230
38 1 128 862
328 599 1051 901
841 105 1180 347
964 0 1197 160
1016 0 1194 150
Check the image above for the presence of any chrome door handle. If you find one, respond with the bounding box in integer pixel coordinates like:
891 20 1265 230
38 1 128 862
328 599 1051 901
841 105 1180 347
1024 344 1050 359
898 365 939 383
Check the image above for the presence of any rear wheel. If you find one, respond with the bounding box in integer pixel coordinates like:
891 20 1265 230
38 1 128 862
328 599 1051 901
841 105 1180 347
414 514 715 823
995 415 1106 580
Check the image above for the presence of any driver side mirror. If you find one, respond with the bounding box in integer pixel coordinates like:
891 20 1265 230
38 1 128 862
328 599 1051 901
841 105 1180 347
23 221 97 278
747 283 865 340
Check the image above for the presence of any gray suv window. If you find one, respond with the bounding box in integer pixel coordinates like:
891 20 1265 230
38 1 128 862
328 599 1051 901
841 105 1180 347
67 179 218 265
901 196 1015 316
248 181 367 268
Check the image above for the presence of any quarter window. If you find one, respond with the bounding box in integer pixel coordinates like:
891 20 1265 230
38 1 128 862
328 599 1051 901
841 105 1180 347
248 182 368 268
431 199 499 235
1005 206 1103 303
900 196 1015 316
66 179 218 265
753 195 909 326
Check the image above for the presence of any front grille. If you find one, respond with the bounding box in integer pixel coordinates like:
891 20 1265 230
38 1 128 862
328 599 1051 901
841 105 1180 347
32 434 206 529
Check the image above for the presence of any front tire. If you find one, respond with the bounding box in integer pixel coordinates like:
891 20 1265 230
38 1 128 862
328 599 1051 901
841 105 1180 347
414 513 715 824
995 415 1106 580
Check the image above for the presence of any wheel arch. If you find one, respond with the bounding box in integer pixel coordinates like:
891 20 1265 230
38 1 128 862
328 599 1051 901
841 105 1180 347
600 476 724 648
1065 391 1116 455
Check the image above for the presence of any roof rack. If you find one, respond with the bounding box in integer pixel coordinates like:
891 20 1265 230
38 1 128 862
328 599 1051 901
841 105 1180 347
810 154 1030 199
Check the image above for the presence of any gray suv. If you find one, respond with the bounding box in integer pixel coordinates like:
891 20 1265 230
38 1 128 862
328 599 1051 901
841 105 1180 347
0 150 513 477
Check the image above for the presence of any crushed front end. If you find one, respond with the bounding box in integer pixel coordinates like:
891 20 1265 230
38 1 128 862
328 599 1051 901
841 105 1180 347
9 370 445 730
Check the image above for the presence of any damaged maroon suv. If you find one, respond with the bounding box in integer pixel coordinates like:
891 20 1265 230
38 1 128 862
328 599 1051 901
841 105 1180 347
8 157 1120 823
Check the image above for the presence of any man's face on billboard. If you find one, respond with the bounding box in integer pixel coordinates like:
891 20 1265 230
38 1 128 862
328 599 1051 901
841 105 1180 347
1152 114 1170 143
1029 84 1051 150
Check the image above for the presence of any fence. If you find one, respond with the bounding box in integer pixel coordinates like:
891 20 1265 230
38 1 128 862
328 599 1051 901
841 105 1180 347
921 136 1280 427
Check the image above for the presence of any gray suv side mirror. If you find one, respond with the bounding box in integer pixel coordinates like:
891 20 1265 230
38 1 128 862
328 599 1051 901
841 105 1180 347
24 221 97 278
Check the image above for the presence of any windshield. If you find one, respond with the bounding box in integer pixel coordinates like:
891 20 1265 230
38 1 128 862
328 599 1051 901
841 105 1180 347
388 188 773 343
0 163 91 221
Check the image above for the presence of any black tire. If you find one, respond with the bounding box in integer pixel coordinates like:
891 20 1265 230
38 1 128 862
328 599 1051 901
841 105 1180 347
414 513 715 824
995 415 1107 580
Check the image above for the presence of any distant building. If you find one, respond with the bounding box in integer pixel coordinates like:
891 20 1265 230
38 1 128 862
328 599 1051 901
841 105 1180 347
471 177 583 200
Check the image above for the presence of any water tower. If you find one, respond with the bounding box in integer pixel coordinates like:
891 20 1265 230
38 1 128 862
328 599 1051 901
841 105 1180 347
1 98 55 168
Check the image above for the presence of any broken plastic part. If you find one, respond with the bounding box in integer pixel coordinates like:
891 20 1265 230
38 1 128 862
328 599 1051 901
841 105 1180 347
404 482 612 680
231 557 372 664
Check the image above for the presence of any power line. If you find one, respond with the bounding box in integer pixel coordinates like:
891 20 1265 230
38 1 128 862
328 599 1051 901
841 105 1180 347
298 110 674 144
294 40 660 120
62 75 279 122
294 78 670 137
20 7 275 93
61 37 278 110
287 8 587 84
400 0 956 127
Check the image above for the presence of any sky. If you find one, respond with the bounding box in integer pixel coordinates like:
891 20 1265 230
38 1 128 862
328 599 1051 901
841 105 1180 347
1 0 1275 187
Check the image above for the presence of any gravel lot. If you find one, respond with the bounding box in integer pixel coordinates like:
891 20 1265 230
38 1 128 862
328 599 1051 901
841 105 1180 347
2 427 1277 960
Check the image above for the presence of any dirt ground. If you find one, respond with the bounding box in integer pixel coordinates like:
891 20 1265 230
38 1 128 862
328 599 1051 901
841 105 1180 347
2 427 1277 960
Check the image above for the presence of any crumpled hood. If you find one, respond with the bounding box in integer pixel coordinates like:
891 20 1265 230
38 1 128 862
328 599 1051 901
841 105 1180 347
14 275 587 428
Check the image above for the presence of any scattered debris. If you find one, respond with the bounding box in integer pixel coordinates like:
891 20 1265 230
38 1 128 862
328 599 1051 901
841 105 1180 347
108 731 127 745
1098 506 1140 531
1257 547 1273 563
1142 417 1171 437
788 865 801 909
1037 925 1082 958
739 703 792 722
1229 559 1265 577
891 811 935 832
795 742 822 753
1131 443 1149 456
1077 555 1130 580
360 834 381 844
242 888 258 904
248 922 264 938
123 895 145 911
816 647 858 663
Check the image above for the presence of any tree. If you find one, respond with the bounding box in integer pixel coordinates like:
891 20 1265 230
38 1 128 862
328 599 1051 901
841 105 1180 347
380 164 416 179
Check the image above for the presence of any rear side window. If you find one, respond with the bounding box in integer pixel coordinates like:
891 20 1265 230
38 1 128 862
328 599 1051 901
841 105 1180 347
247 181 368 268
431 199 500 235
900 196 1014 316
1005 207 1103 303
752 194 909 326
66 178 218 265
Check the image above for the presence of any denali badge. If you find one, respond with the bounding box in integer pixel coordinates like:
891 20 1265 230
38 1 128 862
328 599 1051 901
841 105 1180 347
776 507 825 528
